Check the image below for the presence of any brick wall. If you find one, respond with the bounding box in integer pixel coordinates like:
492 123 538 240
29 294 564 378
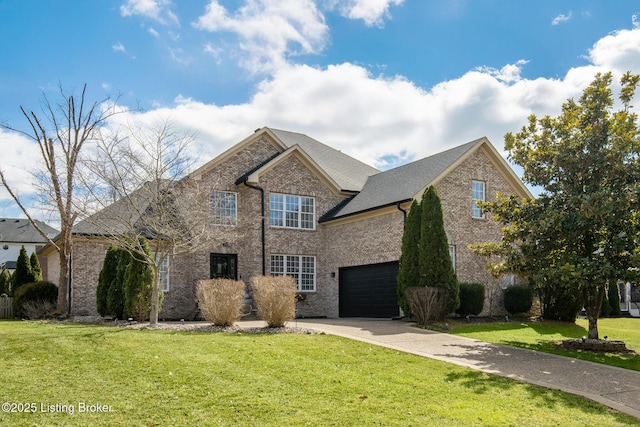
70 239 110 316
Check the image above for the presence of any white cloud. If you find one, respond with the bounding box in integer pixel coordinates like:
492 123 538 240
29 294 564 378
193 0 329 73
325 0 404 27
148 27 160 37
552 12 572 26
120 0 179 25
588 26 640 74
112 42 126 53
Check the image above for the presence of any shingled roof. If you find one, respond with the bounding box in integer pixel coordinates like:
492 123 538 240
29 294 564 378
320 137 520 222
0 218 58 243
268 128 380 192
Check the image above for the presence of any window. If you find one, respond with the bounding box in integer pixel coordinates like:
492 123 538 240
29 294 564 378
210 191 237 226
158 255 170 292
449 245 456 273
270 254 316 292
472 180 485 218
269 193 315 230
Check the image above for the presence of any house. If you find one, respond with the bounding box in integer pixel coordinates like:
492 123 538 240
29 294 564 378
44 127 534 319
0 218 57 278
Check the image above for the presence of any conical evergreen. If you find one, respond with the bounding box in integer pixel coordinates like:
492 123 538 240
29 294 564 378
418 186 459 315
397 199 421 316
30 252 42 282
124 237 154 321
0 267 11 295
13 246 35 291
97 246 121 316
107 248 130 319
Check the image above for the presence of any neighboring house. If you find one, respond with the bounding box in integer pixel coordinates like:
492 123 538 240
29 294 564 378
42 127 534 319
0 218 58 278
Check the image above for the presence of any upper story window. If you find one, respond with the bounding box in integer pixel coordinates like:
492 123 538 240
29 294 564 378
471 180 485 219
269 193 315 230
210 191 237 226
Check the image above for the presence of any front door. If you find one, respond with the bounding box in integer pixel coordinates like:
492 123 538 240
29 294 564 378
210 253 238 280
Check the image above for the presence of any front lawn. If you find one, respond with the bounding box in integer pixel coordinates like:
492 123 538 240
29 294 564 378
442 317 640 371
0 321 637 426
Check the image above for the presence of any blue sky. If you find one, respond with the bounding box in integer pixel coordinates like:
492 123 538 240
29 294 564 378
1 0 640 220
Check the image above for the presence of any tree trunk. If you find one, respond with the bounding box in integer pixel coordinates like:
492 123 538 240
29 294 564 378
584 284 606 340
57 230 73 315
149 268 160 325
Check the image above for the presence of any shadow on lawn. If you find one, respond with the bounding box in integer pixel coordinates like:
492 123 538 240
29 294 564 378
444 369 635 423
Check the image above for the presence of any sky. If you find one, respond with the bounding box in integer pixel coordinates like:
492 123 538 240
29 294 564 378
1 0 640 223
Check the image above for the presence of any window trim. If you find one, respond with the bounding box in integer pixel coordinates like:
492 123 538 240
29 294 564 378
471 180 486 219
157 254 170 292
269 193 316 230
210 190 238 226
449 245 456 273
269 254 316 292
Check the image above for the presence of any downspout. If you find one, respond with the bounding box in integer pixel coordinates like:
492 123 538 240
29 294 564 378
396 201 408 224
242 182 266 275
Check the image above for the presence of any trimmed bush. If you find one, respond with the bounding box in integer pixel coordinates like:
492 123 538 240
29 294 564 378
406 286 447 325
538 282 583 322
503 285 533 315
251 276 296 328
456 282 485 317
196 279 246 326
12 281 58 318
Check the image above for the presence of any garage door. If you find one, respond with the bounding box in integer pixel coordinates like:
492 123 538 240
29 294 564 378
339 261 400 318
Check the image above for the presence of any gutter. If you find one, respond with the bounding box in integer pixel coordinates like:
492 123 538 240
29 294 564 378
396 201 408 224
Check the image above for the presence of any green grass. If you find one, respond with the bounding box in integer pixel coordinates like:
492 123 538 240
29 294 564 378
440 317 640 371
0 321 638 426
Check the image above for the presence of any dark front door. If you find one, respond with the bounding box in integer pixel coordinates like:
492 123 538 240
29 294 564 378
210 254 238 280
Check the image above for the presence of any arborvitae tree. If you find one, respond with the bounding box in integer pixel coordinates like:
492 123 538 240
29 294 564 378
607 282 621 317
418 186 459 315
397 199 421 316
0 267 11 295
107 248 130 319
97 246 121 316
13 245 35 292
30 252 43 282
124 237 154 321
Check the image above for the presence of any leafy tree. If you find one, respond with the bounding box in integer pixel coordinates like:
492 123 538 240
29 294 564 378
472 72 640 339
124 237 155 321
97 246 121 316
0 267 11 295
418 186 459 316
397 199 421 316
107 248 130 319
13 245 35 291
30 252 42 282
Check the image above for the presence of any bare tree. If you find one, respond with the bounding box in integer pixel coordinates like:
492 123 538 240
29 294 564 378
78 118 217 324
0 84 119 314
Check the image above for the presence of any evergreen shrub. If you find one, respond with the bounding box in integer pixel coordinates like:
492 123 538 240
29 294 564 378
456 282 485 317
503 285 533 315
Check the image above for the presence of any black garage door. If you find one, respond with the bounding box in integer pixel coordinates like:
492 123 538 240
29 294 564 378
339 261 400 318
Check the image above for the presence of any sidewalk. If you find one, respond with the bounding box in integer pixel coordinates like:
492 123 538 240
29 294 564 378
239 317 640 419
